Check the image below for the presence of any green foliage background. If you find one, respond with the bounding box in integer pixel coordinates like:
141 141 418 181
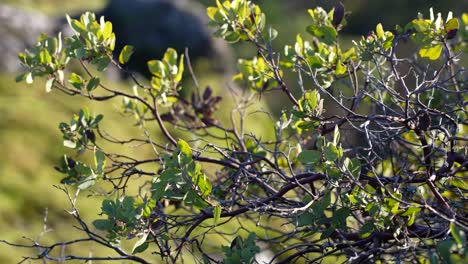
0 0 465 262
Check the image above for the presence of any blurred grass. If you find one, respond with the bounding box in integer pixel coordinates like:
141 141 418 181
0 66 277 263
1 0 106 15
0 73 100 262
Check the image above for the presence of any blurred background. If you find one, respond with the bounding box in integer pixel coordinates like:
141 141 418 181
0 0 465 262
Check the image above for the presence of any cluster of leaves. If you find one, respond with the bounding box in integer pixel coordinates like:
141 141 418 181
152 140 213 209
92 197 146 245
148 48 184 103
16 12 118 94
408 8 460 60
207 0 271 43
222 233 260 264
8 0 467 263
59 107 103 151
356 23 394 61
281 5 356 88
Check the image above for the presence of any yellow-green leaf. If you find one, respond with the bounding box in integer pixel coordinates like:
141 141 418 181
462 13 468 25
213 205 222 225
119 45 134 64
445 18 459 32
175 54 184 83
177 139 192 158
148 60 166 78
411 19 431 32
376 23 385 38
419 44 442 60
163 48 178 65
207 7 218 20
445 18 459 39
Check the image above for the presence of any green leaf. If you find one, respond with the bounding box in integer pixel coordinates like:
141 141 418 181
324 144 339 161
119 45 135 64
419 45 442 60
207 7 218 21
360 222 374 238
213 205 222 226
86 77 100 91
376 23 385 38
174 54 185 83
224 31 241 43
401 207 421 216
163 48 178 65
343 157 361 178
95 56 111 71
304 91 317 110
306 25 337 45
296 120 320 131
332 125 340 146
177 139 192 158
132 233 149 254
148 60 166 78
407 211 417 226
333 207 351 227
450 222 465 247
321 191 331 211
298 150 321 164
101 200 115 216
93 219 112 230
402 206 420 226
69 73 84 89
94 150 106 175
15 72 28 83
445 18 459 32
445 18 459 39
451 178 468 190
67 15 87 35
320 227 335 239
411 19 431 32
39 49 52 65
437 239 455 264
101 21 113 40
335 61 346 76
193 172 212 196
296 212 313 227
365 184 376 194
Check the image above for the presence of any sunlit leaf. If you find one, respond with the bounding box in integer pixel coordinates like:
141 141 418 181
132 233 149 254
419 45 442 60
177 139 192 158
213 205 222 226
119 45 135 64
376 23 385 38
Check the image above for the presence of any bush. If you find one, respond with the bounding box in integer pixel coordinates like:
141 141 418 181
5 1 467 263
